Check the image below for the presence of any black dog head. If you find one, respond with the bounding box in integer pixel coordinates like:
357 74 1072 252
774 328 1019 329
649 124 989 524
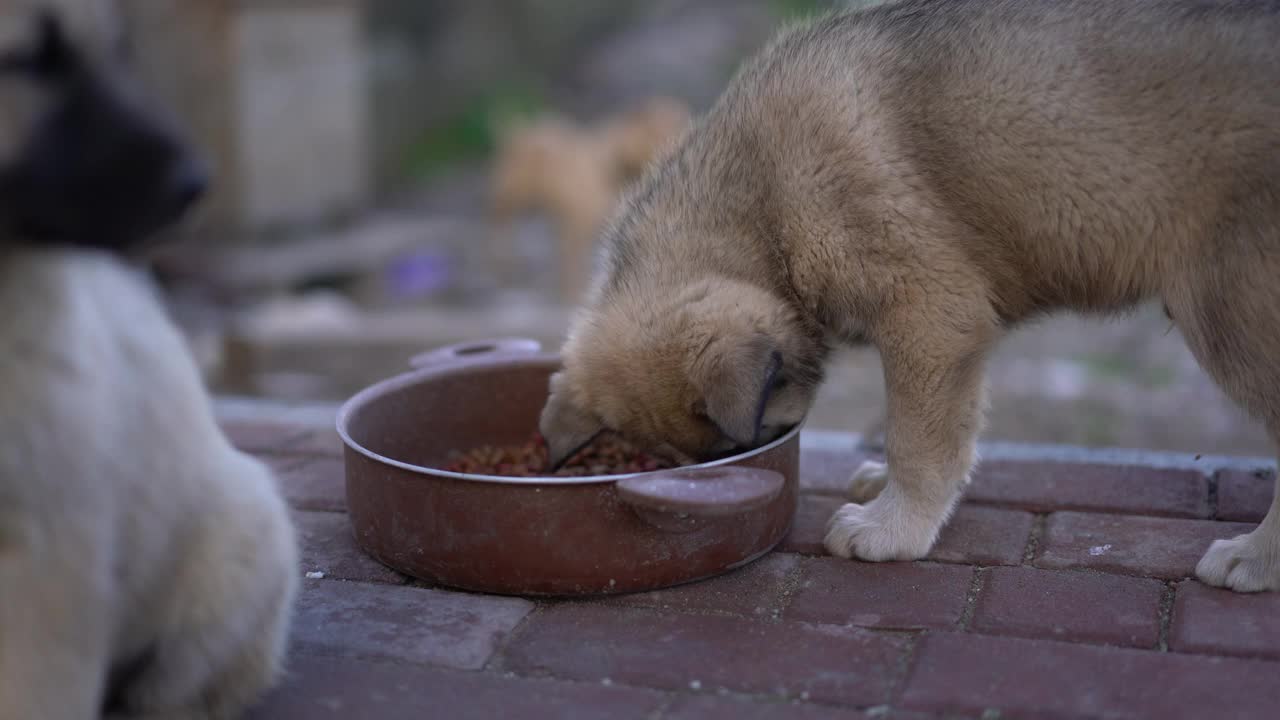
0 10 207 253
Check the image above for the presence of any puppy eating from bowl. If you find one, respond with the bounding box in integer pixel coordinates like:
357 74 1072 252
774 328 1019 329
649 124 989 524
539 0 1280 593
0 2 298 718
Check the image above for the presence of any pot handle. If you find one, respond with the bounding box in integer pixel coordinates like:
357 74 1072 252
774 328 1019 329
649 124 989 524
408 337 544 370
616 466 785 530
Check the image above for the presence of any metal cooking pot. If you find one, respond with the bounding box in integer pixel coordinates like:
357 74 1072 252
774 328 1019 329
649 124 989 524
336 337 801 597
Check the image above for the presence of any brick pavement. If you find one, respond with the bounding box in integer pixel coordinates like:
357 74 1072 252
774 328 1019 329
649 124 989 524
225 419 1280 719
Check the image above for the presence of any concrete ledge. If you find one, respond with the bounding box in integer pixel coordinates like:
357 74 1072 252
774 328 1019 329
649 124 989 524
801 429 1276 473
213 395 1277 473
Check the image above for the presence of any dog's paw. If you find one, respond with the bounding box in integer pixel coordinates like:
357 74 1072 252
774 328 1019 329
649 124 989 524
1195 531 1280 592
846 460 889 502
823 497 939 562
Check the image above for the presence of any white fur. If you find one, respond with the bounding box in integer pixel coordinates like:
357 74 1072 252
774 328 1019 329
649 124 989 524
1196 523 1280 593
825 459 967 564
844 459 889 504
0 249 298 719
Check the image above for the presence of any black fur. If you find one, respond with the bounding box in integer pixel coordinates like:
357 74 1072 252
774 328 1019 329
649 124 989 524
0 12 206 254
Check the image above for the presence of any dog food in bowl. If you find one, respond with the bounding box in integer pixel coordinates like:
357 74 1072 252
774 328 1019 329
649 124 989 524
441 433 676 477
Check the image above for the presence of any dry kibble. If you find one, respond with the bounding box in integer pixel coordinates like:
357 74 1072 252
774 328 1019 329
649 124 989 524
440 433 677 477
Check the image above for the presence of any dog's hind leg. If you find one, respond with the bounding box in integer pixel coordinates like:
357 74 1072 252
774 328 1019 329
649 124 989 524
846 460 889 503
104 458 298 720
104 541 296 720
1171 212 1280 592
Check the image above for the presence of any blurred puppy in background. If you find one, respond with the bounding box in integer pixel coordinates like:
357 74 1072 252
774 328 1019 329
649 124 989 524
489 96 691 304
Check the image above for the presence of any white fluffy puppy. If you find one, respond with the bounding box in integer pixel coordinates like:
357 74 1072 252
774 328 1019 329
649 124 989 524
0 3 298 718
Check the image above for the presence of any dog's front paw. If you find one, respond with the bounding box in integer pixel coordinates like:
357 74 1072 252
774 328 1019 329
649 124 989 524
823 497 939 562
1195 531 1280 592
846 460 889 502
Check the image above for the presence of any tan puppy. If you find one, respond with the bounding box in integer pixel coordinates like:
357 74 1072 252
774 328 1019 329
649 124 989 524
490 115 618 304
600 97 695 183
0 1 297 718
489 98 692 304
540 0 1280 593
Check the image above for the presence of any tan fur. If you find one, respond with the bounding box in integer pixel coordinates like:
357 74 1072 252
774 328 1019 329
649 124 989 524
541 0 1280 592
600 97 694 182
489 98 692 304
0 2 297 718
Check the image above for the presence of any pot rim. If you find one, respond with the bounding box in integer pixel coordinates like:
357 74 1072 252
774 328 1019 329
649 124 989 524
335 355 806 486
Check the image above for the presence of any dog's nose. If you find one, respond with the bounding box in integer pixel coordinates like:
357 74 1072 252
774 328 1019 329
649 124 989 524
162 160 208 220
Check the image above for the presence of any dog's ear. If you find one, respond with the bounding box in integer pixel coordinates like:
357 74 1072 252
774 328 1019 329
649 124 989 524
539 371 605 471
696 334 784 448
2 10 73 76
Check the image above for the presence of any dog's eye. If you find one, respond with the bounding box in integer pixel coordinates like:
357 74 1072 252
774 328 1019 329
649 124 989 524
0 12 74 79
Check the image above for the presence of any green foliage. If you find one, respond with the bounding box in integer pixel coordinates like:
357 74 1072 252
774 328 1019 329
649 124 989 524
403 84 545 180
1074 353 1177 389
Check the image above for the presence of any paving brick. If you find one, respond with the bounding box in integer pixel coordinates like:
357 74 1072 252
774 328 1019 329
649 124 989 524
1170 581 1280 660
294 511 406 585
220 420 307 454
1034 512 1254 579
968 460 1210 518
901 632 1280 719
602 553 800 617
291 580 532 669
247 654 667 720
1216 469 1275 523
662 694 887 719
971 566 1164 648
784 559 973 630
779 495 844 555
799 447 880 495
278 456 347 512
927 505 1034 566
500 604 908 706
